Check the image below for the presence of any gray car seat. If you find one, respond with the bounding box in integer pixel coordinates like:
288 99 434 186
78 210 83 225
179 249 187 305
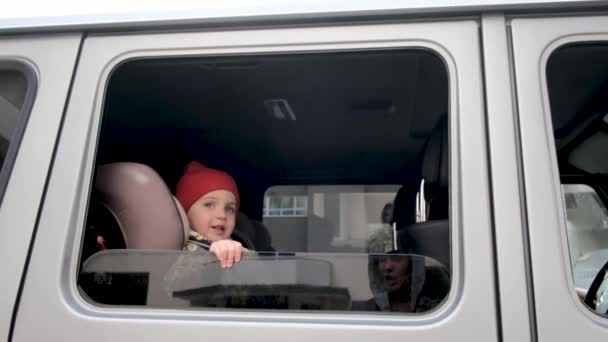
233 213 275 252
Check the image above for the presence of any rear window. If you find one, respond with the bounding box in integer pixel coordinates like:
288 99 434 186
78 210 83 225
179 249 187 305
78 48 451 314
263 185 399 253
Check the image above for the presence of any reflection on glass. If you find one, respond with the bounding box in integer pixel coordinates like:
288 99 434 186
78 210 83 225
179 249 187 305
269 197 281 210
78 250 449 313
356 254 449 313
295 196 306 209
263 185 399 252
280 196 294 208
563 184 608 291
0 70 28 171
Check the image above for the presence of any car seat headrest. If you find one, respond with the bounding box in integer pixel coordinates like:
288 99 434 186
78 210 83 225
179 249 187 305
391 183 418 229
421 116 448 192
95 162 187 249
391 116 449 228
398 220 450 270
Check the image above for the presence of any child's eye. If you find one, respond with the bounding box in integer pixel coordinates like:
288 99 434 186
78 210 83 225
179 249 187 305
204 202 214 208
226 206 236 214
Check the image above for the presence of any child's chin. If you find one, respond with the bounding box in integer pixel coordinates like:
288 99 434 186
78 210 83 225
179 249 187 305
208 234 228 241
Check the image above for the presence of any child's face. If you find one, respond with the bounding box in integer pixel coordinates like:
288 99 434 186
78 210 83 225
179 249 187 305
187 189 237 241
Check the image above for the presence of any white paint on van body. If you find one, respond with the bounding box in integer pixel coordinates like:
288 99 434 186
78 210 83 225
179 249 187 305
0 34 81 341
0 0 605 31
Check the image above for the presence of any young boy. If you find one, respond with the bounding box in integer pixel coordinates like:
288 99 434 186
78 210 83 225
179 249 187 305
176 161 247 268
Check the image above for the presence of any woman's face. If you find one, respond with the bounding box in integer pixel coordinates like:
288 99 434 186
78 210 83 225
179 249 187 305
378 254 411 293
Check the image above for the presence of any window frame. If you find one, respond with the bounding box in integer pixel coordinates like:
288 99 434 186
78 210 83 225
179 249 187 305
73 34 462 322
263 194 308 218
545 41 608 315
72 41 461 321
545 38 608 321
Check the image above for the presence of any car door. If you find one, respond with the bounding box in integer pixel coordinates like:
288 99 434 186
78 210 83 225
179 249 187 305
0 34 81 341
511 14 608 342
12 20 498 342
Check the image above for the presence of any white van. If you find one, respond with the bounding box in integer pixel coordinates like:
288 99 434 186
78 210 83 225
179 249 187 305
2 1 608 341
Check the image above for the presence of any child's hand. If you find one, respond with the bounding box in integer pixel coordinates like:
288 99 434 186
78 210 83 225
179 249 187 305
209 240 248 268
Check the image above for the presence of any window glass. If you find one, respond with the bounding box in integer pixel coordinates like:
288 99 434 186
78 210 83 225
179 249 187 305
264 185 399 252
80 48 450 314
547 43 608 309
563 184 608 290
0 67 33 203
80 251 449 312
263 195 308 217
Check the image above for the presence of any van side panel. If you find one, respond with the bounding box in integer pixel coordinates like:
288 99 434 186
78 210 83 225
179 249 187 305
13 22 498 342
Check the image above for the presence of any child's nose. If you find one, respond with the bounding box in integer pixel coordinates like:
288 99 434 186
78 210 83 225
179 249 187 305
215 207 227 218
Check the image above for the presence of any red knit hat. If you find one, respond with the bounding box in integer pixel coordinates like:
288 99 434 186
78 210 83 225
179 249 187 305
176 161 240 212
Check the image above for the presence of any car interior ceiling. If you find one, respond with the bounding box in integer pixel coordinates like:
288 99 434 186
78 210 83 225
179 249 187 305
97 49 448 220
548 43 608 179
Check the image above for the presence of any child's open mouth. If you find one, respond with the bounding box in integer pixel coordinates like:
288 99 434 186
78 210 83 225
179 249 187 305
210 225 226 234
